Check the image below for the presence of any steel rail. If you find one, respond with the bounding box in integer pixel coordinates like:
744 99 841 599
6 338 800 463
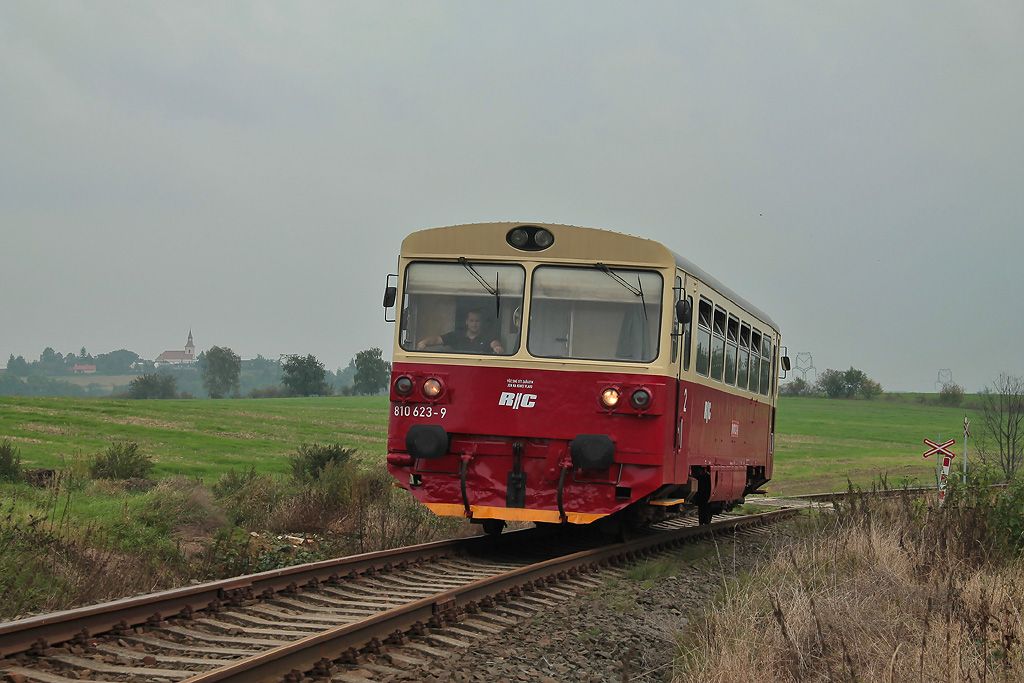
0 529 533 658
183 508 797 683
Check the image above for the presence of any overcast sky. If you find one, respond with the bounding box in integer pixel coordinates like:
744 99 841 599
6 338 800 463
1 2 1021 391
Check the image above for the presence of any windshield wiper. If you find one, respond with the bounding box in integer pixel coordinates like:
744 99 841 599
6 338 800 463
596 263 647 321
459 257 500 317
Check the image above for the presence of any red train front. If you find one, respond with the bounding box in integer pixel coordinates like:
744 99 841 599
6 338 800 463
383 223 786 532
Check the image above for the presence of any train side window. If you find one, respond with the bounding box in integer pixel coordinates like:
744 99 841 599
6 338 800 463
683 295 693 371
760 336 772 396
737 323 751 390
695 298 712 376
749 329 762 394
724 315 739 386
710 306 726 381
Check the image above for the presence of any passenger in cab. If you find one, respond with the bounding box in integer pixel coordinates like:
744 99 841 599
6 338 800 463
417 309 504 354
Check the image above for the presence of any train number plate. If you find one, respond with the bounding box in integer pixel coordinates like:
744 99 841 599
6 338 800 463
394 404 447 418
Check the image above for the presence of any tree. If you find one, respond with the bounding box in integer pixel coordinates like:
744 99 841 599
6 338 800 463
95 349 141 375
336 359 357 391
39 347 63 373
353 347 391 395
938 382 965 407
978 374 1024 481
201 346 241 398
815 366 881 399
859 379 883 400
281 354 332 396
6 355 29 377
128 373 177 399
780 377 812 397
816 369 848 398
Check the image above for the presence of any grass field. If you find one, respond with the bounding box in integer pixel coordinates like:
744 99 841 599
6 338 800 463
0 396 386 479
774 396 979 493
1 394 980 494
0 394 988 618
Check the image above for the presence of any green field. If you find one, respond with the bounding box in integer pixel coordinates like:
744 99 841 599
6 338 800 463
1 394 979 494
0 396 386 479
774 396 978 493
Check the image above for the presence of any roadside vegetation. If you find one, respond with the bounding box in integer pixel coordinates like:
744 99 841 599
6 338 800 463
0 437 463 620
675 477 1024 682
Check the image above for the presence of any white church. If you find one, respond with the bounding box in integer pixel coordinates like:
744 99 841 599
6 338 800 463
154 330 197 367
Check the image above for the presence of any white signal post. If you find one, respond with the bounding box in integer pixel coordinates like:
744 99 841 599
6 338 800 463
922 438 956 505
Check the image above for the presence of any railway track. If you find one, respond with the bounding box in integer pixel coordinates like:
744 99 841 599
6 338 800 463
1 508 796 683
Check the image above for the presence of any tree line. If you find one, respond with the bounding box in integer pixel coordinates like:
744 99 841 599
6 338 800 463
128 347 391 399
6 347 144 377
781 367 883 399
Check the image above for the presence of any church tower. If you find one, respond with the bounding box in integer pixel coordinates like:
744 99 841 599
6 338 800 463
185 330 195 358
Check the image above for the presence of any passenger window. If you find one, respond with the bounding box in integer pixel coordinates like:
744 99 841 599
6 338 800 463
737 323 751 390
695 298 712 376
749 329 762 394
724 316 738 385
760 336 772 396
710 307 726 381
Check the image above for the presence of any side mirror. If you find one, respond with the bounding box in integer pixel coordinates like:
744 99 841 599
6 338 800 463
675 299 692 324
781 356 792 372
382 286 397 308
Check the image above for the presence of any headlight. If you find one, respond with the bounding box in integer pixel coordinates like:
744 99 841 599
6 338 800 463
533 228 554 248
394 376 413 395
422 378 443 398
507 228 530 248
630 388 651 410
600 387 620 408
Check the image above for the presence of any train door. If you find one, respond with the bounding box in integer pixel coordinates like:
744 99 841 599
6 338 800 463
671 273 692 484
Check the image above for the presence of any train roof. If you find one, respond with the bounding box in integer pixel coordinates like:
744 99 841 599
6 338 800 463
403 222 779 334
670 250 779 333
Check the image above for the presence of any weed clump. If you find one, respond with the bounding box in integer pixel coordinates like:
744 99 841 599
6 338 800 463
289 443 356 482
138 477 226 537
213 467 286 529
0 439 22 482
89 441 154 480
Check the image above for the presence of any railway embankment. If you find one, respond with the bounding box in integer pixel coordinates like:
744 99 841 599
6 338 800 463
403 513 804 683
676 481 1024 682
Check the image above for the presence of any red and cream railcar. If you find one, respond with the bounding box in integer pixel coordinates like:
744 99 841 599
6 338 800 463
383 223 788 531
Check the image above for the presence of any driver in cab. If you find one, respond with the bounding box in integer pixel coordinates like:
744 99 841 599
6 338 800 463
417 309 504 354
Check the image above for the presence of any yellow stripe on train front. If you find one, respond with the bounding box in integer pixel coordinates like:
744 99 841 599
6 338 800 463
423 503 607 525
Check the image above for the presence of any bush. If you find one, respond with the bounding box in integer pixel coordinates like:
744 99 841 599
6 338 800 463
89 441 154 480
127 373 177 399
289 443 356 483
212 467 288 529
0 439 22 482
137 478 226 537
939 382 965 406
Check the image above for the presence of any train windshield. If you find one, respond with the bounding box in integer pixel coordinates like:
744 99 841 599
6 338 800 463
528 266 662 362
400 261 525 356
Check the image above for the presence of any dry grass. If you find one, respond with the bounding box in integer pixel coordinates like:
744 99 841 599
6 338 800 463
676 481 1024 682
